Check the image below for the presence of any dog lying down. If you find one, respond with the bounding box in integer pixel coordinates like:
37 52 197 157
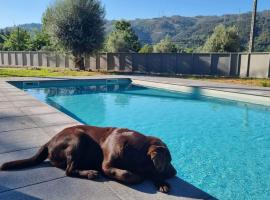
0 125 176 193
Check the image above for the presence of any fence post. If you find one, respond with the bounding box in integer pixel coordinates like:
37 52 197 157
268 53 270 78
236 53 241 76
0 52 2 66
7 52 11 66
246 53 251 78
229 53 232 76
191 53 195 74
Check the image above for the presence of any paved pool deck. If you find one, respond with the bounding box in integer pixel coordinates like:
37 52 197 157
1 75 270 200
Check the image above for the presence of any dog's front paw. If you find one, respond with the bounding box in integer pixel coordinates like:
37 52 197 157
87 170 100 179
155 181 170 193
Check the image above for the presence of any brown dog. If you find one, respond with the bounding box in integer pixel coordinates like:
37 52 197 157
0 125 176 193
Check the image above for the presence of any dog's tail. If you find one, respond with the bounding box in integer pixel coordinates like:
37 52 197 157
0 144 49 171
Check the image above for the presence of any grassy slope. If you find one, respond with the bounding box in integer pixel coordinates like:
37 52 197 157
0 67 102 77
0 67 269 87
188 77 270 87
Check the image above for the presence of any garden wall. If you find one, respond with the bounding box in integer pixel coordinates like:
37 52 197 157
0 51 269 78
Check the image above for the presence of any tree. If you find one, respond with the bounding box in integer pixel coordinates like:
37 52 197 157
139 44 153 53
153 36 177 53
2 28 31 51
30 30 52 51
202 24 240 52
105 20 141 52
43 0 105 70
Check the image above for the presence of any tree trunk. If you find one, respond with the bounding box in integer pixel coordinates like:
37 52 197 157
74 55 85 70
249 0 257 53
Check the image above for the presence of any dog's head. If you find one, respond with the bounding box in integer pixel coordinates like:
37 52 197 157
147 144 176 177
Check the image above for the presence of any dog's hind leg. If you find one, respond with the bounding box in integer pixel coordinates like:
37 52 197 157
65 144 99 180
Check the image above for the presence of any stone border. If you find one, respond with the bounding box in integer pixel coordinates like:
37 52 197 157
132 79 270 107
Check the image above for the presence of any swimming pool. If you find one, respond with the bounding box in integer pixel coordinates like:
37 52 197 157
11 79 270 200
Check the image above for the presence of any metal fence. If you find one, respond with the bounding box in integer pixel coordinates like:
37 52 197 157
0 51 270 78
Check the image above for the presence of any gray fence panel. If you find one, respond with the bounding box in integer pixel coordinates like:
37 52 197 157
211 54 231 76
47 53 57 68
3 52 10 66
119 53 132 72
0 52 3 65
161 54 177 73
248 54 270 78
145 53 162 73
230 54 239 76
32 52 40 67
89 55 97 71
99 54 107 71
58 55 66 68
107 53 119 71
16 52 23 66
239 54 249 77
175 54 193 74
193 54 211 75
10 52 16 66
132 54 146 72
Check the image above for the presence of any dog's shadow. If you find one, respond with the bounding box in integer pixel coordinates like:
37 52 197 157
16 162 216 199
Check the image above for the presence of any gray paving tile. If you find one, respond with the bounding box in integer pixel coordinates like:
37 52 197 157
29 113 77 127
42 123 82 137
104 178 213 200
1 91 28 96
0 108 26 119
0 102 14 109
7 95 37 102
0 96 8 102
0 148 40 164
19 106 58 116
0 116 37 133
0 177 120 200
0 163 65 194
11 100 45 108
0 128 49 153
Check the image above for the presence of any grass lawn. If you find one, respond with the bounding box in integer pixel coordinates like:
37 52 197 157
0 67 269 87
187 76 270 87
0 67 102 77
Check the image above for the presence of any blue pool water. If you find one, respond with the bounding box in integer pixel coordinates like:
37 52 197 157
13 80 270 200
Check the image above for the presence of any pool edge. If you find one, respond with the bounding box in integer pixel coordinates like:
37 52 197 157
132 79 270 107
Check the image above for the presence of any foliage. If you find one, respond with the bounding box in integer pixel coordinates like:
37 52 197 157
2 28 31 51
139 44 153 53
42 0 105 69
105 31 130 53
30 31 52 51
105 20 141 52
202 24 240 52
153 36 177 53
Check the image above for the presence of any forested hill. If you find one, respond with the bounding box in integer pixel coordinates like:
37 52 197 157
2 10 270 51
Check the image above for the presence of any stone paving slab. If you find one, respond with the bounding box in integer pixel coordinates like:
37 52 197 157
0 128 50 154
29 113 77 127
0 177 120 200
0 108 26 119
41 123 82 137
19 106 59 116
0 163 65 193
0 101 14 109
0 116 38 133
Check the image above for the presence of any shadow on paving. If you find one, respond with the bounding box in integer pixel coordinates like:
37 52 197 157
0 185 41 200
129 176 216 199
1 161 216 200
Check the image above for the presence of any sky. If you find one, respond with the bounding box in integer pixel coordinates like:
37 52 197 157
0 0 270 28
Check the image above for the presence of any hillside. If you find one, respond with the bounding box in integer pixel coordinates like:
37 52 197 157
2 10 270 51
